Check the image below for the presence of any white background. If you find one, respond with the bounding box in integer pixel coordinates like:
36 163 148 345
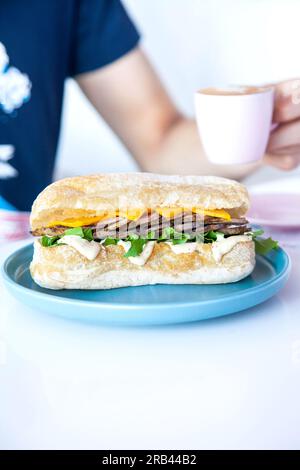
1 1 300 450
55 0 300 184
1 200 300 449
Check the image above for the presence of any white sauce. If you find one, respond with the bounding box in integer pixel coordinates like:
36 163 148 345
117 240 131 252
56 233 251 265
166 242 198 254
58 235 100 261
118 240 156 266
211 235 252 263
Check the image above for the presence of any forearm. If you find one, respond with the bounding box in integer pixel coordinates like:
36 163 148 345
77 48 261 180
138 115 261 181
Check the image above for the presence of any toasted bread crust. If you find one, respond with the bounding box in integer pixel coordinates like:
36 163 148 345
30 173 250 231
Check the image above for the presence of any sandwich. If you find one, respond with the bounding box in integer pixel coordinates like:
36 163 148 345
29 173 277 290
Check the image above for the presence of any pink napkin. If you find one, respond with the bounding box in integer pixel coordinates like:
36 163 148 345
0 210 31 241
248 193 300 249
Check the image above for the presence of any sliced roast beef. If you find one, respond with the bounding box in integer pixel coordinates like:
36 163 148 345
218 225 249 235
32 226 66 237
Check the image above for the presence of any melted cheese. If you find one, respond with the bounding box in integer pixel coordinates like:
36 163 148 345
47 209 144 227
58 235 100 260
211 235 252 263
47 207 231 228
48 215 106 228
156 207 231 220
117 209 144 221
118 240 156 266
166 242 198 254
193 208 231 220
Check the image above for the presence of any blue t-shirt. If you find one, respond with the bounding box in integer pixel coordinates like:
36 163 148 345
0 0 139 211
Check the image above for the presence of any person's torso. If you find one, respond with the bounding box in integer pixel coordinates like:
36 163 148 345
0 0 76 211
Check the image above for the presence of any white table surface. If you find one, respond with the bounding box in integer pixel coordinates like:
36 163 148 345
1 178 300 450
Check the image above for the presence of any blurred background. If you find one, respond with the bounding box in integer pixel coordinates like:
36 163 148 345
56 0 300 184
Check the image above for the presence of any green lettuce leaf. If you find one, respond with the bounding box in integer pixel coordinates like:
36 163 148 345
248 229 279 255
64 227 84 237
40 225 279 259
124 238 147 257
40 235 60 247
40 226 94 247
82 228 93 241
127 233 140 241
103 237 118 246
64 227 93 241
146 230 156 240
158 227 190 244
251 229 264 237
254 237 279 255
196 231 224 243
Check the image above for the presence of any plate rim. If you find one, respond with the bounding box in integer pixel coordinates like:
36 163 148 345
1 243 292 311
248 216 300 228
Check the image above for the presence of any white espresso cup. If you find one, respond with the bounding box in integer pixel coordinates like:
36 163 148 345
194 85 274 165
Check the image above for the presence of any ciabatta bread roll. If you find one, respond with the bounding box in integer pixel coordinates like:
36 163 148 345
29 173 255 290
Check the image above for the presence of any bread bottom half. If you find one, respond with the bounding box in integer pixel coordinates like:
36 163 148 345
30 239 255 290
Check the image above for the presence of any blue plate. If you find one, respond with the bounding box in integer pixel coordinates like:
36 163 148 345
2 244 291 326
